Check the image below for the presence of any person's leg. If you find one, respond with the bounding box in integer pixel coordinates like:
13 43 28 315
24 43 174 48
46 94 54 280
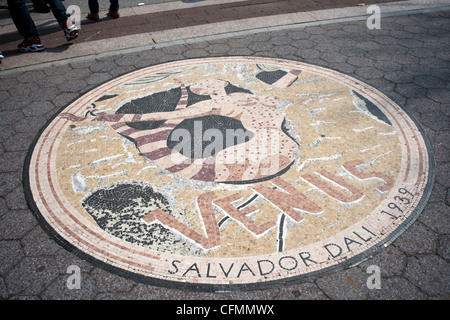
45 0 78 41
45 0 69 25
109 0 119 12
33 0 50 13
6 0 39 39
87 0 100 21
108 0 120 18
88 0 99 14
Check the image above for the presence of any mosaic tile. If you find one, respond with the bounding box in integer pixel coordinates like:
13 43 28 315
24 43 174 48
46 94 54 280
24 57 434 291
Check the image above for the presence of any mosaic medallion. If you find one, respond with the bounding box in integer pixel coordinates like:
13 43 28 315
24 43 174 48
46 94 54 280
24 57 434 291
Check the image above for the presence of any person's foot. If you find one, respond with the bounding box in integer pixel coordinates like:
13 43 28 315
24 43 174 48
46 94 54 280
18 36 45 52
61 19 78 41
87 12 99 21
108 9 120 18
0 51 4 59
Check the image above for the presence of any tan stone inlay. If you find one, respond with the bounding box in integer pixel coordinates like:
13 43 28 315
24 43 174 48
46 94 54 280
27 57 431 284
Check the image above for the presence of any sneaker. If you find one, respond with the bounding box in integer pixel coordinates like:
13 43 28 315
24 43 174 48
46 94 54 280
108 9 120 18
61 19 78 41
0 51 4 59
18 36 45 52
87 12 99 21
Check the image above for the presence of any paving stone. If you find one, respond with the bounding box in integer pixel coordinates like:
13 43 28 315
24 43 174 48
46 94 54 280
359 245 406 278
225 288 279 300
327 62 357 75
437 235 450 261
319 52 348 63
226 37 253 48
274 45 298 56
316 267 370 300
116 283 154 300
51 92 80 108
0 277 8 299
182 49 209 58
89 60 118 73
7 83 40 98
248 41 273 52
367 277 427 300
347 56 373 68
157 54 186 64
426 88 450 105
275 282 329 300
43 65 73 76
108 65 136 78
0 196 35 228
313 42 340 53
3 131 36 152
228 47 255 56
40 273 96 300
418 202 450 235
383 71 414 83
162 44 187 55
20 227 61 257
395 83 427 100
58 79 88 93
22 101 55 117
85 72 112 85
404 255 449 298
138 49 166 61
414 75 446 89
297 48 321 59
0 172 22 196
0 77 20 91
5 188 31 211
269 35 293 46
114 55 143 67
0 8 448 300
420 109 450 131
4 256 60 296
90 268 135 293
143 285 196 299
205 43 231 55
0 91 11 104
0 240 24 276
53 248 95 275
354 66 384 80
393 222 438 255
0 198 8 218
0 151 25 173
16 70 47 84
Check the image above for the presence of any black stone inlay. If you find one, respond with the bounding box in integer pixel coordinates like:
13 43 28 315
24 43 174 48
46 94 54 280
353 91 392 126
167 115 254 159
81 183 200 254
256 70 288 85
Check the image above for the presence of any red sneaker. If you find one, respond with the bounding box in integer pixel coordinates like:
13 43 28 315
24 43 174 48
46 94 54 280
61 19 78 41
18 36 44 52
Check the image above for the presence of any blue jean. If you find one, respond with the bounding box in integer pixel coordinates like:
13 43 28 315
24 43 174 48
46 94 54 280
7 0 69 39
88 0 119 14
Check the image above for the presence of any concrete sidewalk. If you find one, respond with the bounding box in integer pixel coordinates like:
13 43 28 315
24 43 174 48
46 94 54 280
1 0 449 71
0 0 448 300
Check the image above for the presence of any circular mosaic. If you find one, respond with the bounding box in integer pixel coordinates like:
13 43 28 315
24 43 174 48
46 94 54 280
24 57 434 291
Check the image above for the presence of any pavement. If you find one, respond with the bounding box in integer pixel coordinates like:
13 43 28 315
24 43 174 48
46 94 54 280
0 0 449 301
